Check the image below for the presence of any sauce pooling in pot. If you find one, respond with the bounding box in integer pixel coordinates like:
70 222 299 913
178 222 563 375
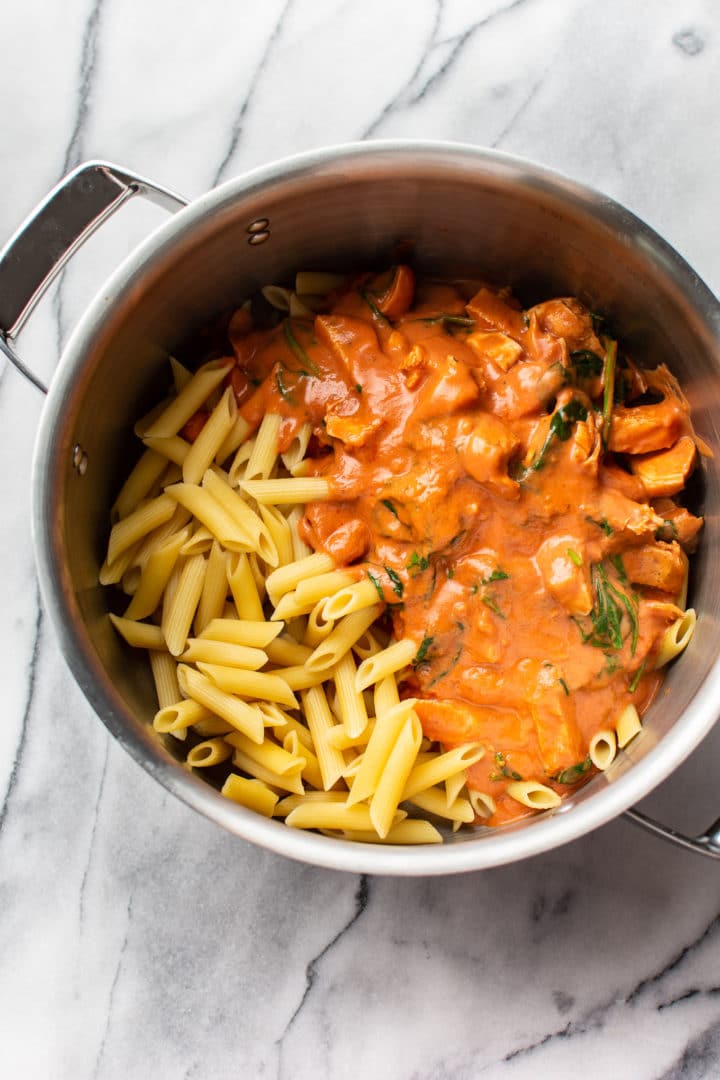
221 267 702 824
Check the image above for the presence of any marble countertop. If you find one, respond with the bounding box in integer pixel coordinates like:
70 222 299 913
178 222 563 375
2 1 720 1077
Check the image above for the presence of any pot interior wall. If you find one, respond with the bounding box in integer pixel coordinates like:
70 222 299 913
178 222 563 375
41 150 720 838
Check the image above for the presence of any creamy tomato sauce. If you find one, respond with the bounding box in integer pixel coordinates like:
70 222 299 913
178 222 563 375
214 267 702 824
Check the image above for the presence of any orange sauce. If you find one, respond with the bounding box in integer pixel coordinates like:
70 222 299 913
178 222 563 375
223 268 702 824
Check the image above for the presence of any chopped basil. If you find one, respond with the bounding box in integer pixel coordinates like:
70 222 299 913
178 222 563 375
586 515 613 536
530 399 589 472
415 313 476 330
447 567 455 579
554 758 592 785
558 677 570 696
275 369 296 404
628 658 647 693
569 349 604 379
601 337 617 446
567 548 583 567
360 288 390 325
283 320 320 376
574 561 638 656
366 569 385 603
413 635 434 668
481 568 510 585
482 594 505 619
383 566 404 598
355 383 363 394
381 499 399 518
407 551 430 573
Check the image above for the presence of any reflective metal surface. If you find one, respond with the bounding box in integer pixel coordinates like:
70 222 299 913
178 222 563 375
27 142 720 874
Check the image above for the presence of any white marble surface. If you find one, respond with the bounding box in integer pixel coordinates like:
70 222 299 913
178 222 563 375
2 2 720 1077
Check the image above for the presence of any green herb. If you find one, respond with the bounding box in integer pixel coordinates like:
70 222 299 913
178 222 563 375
628 658 647 693
428 631 464 687
381 499 399 519
470 584 479 594
610 554 628 582
601 337 617 446
366 570 385 603
655 518 679 542
407 551 430 573
275 369 296 404
413 635 435 668
424 561 438 601
567 548 583 567
283 321 320 376
586 515 613 536
447 568 455 579
491 751 522 782
360 289 390 325
383 566 404 598
449 530 467 547
569 349 604 379
355 383 363 394
482 594 506 619
522 313 530 329
555 758 592 785
481 568 510 584
575 561 638 655
415 313 476 330
530 399 589 471
558 677 570 696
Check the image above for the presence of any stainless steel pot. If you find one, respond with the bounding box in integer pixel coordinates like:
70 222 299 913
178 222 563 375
3 143 719 874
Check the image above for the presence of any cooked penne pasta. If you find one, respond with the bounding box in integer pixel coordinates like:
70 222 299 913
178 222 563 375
149 651 182 712
124 528 189 621
142 434 192 467
196 662 298 709
245 412 282 481
406 786 475 824
226 552 264 621
165 482 253 552
469 791 497 820
401 743 485 800
370 712 423 838
198 618 282 648
306 605 383 673
240 478 331 505
347 699 418 806
281 422 312 471
354 637 417 692
186 738 233 768
221 774 279 816
180 639 268 669
182 387 237 485
265 552 335 605
654 608 697 668
177 664 264 743
202 469 278 565
301 684 346 790
285 801 405 832
332 651 370 738
506 781 562 810
333 820 443 845
162 553 207 656
153 697 213 734
109 613 166 650
112 448 168 522
616 703 642 748
107 493 177 567
143 357 234 439
588 728 617 770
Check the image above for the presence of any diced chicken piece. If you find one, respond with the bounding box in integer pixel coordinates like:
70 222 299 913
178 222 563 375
523 658 585 776
465 331 524 372
608 399 685 454
652 497 704 552
325 410 382 448
368 265 415 319
467 287 526 339
459 412 521 499
315 314 380 372
529 299 592 347
535 536 593 616
411 355 481 421
413 698 518 744
324 519 372 563
630 436 697 497
599 463 648 502
621 541 687 595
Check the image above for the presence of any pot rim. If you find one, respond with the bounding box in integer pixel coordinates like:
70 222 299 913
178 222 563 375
31 139 720 874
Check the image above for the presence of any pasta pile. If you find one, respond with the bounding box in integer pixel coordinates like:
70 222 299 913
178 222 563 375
102 356 488 844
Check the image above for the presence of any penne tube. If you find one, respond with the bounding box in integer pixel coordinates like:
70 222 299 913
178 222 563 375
186 738 233 768
304 601 336 647
322 577 384 621
370 712 423 839
273 791 348 818
225 730 305 778
177 664 264 743
301 684 347 791
149 651 182 712
285 802 405 833
259 705 314 748
240 477 331 505
286 506 313 561
335 820 443 845
264 636 312 666
180 639 268 670
124 528 189 621
143 357 234 438
352 630 382 661
112 448 168 522
107 493 177 567
406 786 474 824
245 412 282 481
153 697 213 734
199 618 282 648
182 387 237 484
221 774 279 816
192 717 235 737
196 662 299 708
271 665 328 692
333 651 370 739
374 674 401 717
271 589 316 622
165 482 253 552
616 703 642 748
226 552 265 622
654 609 697 668
325 722 375 751
180 526 214 556
265 552 335 605
99 539 143 587
194 540 228 633
230 749 305 795
280 421 312 471
109 613 166 650
469 790 496 819
142 434 192 467
283 730 323 789
259 505 294 567
306 605 383 674
401 743 485 800
215 414 251 467
588 729 617 770
506 780 562 810
295 570 358 606
170 355 192 392
347 700 418 806
261 284 292 311
354 637 417 692
202 468 278 565
162 553 207 656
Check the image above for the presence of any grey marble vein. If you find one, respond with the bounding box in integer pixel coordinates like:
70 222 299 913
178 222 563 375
91 893 134 1080
0 589 42 838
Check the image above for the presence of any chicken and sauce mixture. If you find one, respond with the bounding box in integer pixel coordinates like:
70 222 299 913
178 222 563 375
195 266 702 824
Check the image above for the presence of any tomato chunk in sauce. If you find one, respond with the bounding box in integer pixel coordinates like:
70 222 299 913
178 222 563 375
228 267 703 824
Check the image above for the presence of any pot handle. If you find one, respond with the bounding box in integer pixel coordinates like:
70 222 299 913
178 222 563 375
623 807 720 858
0 160 188 393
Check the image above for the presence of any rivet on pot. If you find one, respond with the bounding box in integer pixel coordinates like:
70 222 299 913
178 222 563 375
247 218 270 245
72 443 88 475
